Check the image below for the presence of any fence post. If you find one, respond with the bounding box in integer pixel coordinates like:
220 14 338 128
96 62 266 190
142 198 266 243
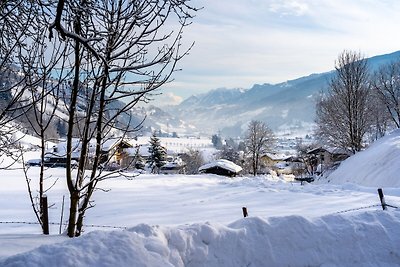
377 188 387 211
59 195 65 234
242 207 248 218
41 195 49 234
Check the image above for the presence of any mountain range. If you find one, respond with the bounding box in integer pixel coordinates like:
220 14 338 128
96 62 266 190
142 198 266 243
165 50 400 137
3 50 400 139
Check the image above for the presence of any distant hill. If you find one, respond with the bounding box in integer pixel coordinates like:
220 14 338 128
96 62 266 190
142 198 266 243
166 50 400 137
0 67 196 139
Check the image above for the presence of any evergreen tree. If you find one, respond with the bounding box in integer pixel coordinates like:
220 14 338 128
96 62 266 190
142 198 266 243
147 133 167 173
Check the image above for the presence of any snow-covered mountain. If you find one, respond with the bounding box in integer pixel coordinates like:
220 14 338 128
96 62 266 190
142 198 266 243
0 66 197 138
167 50 400 137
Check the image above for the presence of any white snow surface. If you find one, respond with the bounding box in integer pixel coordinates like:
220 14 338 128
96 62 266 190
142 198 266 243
198 159 242 173
2 130 400 266
1 212 399 267
327 129 400 187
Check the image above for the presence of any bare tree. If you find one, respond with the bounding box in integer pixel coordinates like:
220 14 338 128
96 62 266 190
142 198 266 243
316 50 372 154
368 89 390 141
244 120 275 176
180 149 204 174
295 139 319 176
372 60 400 129
48 0 197 237
1 1 71 234
0 1 45 160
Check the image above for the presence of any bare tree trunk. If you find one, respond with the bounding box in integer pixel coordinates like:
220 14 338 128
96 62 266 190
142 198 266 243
66 37 82 237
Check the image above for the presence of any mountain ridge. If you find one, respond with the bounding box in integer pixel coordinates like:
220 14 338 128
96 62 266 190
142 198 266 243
167 50 400 136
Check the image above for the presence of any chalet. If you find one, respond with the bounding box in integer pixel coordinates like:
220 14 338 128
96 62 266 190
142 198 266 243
198 159 242 177
100 138 135 169
307 147 350 164
260 153 291 167
306 147 350 174
260 153 303 175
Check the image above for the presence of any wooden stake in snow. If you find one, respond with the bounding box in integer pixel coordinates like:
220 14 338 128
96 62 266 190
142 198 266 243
59 195 65 234
41 195 49 235
242 207 248 217
378 188 387 210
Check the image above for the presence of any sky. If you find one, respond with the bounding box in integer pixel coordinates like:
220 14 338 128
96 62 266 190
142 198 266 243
155 0 400 105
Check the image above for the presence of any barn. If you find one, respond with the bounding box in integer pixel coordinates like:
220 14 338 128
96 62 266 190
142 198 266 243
198 159 242 177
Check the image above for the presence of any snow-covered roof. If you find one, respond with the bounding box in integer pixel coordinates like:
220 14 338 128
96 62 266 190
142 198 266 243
307 146 350 155
198 159 242 173
44 138 81 159
262 153 291 161
101 137 124 151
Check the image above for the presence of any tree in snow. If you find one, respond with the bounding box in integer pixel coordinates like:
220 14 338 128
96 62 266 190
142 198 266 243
295 139 319 176
147 133 167 174
0 1 51 160
47 0 197 237
1 0 71 234
372 60 400 130
212 134 223 149
244 120 275 176
316 50 372 154
180 149 204 174
217 140 244 167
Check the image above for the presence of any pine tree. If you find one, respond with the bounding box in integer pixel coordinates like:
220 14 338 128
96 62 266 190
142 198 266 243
147 133 167 173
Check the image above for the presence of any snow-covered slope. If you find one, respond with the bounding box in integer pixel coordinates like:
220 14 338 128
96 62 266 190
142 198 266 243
327 129 400 187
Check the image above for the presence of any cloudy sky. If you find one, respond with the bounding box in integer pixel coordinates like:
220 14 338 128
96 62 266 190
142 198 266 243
157 0 400 105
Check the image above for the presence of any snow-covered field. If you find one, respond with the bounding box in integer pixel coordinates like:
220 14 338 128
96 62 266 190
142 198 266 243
1 130 400 266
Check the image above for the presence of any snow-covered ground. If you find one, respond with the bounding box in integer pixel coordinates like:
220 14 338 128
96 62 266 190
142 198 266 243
326 129 400 187
1 130 400 266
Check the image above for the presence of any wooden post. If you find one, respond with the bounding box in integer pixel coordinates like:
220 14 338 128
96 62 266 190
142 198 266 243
41 195 49 234
242 207 248 218
378 188 387 211
59 195 65 234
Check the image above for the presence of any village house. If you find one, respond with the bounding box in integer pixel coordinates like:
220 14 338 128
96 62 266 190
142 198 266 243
40 138 139 170
259 153 305 176
306 147 351 174
198 159 242 177
30 135 215 172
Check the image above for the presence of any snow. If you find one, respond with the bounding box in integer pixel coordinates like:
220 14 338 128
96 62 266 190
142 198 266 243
326 129 400 187
198 159 242 173
1 212 400 267
1 131 400 266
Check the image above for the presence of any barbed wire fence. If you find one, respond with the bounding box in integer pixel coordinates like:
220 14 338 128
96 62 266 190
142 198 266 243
242 188 398 218
0 221 127 229
0 189 398 232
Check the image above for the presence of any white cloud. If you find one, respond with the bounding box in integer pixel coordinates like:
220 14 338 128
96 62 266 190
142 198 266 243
269 0 310 16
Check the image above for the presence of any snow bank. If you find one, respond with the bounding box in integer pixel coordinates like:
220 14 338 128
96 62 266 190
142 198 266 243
327 129 400 187
1 211 400 267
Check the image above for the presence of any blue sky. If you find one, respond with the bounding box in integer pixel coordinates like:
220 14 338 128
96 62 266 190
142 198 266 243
156 0 400 105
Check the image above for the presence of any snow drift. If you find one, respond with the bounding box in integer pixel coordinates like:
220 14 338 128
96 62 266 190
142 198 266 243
1 211 399 267
327 129 400 187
